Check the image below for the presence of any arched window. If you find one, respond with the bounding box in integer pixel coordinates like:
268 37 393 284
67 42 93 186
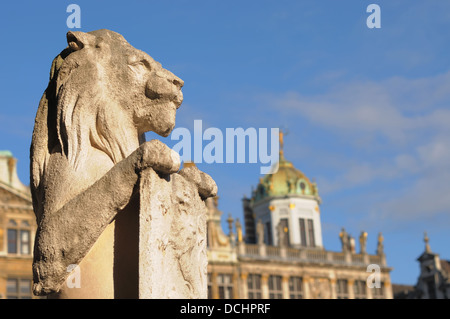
297 180 309 195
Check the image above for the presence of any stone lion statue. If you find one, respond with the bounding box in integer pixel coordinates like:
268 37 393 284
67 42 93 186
30 29 216 298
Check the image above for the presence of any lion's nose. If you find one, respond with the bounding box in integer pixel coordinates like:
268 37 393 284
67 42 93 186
146 70 184 109
172 76 184 88
159 68 183 89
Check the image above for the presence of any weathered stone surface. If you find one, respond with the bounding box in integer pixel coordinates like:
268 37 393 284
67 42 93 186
139 166 216 298
30 29 216 298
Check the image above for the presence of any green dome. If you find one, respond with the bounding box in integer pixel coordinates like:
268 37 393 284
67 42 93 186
252 153 319 203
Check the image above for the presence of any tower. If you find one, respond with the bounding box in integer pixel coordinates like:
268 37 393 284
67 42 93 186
244 131 323 249
415 232 450 299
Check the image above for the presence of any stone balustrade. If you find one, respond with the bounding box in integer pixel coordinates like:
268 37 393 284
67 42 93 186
239 243 386 267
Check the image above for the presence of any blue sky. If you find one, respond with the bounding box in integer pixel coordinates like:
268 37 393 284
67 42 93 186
1 1 449 286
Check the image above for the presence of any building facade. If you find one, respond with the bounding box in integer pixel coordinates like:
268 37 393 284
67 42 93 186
207 134 393 299
393 233 449 299
0 144 393 299
0 151 37 299
415 233 450 298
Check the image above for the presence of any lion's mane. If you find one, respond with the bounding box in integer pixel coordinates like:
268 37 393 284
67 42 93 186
30 32 138 222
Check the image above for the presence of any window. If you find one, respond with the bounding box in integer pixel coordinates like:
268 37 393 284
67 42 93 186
372 282 385 299
300 182 306 192
299 219 307 247
289 276 303 299
299 218 315 247
279 218 290 247
353 280 367 299
372 282 384 299
307 219 315 248
426 279 436 299
336 279 349 299
19 279 31 298
6 219 32 255
298 180 308 194
6 278 32 299
207 274 212 299
6 278 18 297
7 229 17 254
268 275 282 299
265 222 272 245
247 274 262 299
21 230 31 254
217 274 233 299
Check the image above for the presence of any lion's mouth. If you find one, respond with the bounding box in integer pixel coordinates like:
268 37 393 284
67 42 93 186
145 87 162 100
145 88 182 110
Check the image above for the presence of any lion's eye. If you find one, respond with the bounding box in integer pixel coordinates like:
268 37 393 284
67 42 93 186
130 59 151 70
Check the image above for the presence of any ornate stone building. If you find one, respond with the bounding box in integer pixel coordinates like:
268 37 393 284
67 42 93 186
207 134 393 299
393 233 450 299
415 233 450 298
0 151 36 299
0 146 393 299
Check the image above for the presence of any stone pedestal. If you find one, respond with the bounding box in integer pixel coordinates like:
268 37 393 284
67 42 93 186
139 168 208 298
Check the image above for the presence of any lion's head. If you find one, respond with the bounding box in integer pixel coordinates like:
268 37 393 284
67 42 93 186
31 29 183 199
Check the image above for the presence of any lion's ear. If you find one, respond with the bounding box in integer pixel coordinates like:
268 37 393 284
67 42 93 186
67 31 97 51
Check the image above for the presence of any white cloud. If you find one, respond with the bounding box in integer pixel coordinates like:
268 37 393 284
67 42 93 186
260 70 450 226
269 71 450 148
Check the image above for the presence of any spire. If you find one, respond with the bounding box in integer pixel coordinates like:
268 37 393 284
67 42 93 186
235 218 243 243
227 213 234 236
424 231 431 253
376 232 384 256
279 129 285 160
